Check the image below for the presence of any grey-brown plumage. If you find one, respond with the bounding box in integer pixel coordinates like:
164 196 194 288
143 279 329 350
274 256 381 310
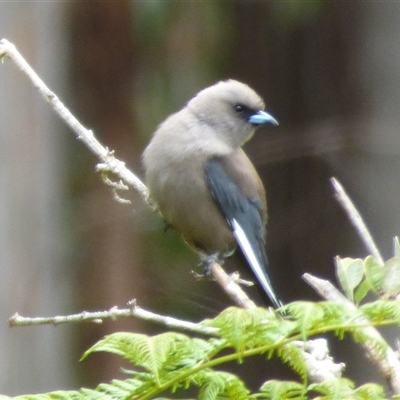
143 80 282 308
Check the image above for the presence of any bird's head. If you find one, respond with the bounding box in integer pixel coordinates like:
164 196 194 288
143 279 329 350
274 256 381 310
187 80 278 148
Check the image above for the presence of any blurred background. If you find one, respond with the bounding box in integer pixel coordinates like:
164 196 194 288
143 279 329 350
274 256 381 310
1 1 400 396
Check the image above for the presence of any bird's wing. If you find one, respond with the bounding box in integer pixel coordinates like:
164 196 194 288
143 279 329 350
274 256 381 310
204 157 282 308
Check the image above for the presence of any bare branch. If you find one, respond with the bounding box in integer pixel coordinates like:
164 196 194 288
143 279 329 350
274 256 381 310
0 38 149 203
330 177 384 265
9 300 219 336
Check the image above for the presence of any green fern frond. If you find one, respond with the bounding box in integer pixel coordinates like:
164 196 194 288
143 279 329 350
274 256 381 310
12 380 146 400
206 307 280 354
79 391 110 400
351 329 388 362
360 300 400 325
96 378 142 398
309 378 387 400
13 391 85 400
317 302 357 339
308 378 355 399
196 370 250 400
82 331 208 384
276 343 309 382
317 302 351 323
283 302 326 339
259 379 306 399
353 383 385 399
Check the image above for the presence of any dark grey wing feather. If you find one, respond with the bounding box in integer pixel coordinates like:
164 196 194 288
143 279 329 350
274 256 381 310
204 158 282 308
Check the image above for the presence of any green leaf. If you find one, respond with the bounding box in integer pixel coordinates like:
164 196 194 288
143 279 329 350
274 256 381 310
335 257 364 301
382 257 400 298
364 256 384 294
353 279 371 304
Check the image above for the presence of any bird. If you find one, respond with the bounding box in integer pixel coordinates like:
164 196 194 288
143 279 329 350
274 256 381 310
142 79 282 308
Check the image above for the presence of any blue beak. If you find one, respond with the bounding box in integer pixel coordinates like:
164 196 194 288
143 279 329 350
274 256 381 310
248 110 279 126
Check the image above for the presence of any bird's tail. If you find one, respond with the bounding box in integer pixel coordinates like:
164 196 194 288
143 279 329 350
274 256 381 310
231 218 282 309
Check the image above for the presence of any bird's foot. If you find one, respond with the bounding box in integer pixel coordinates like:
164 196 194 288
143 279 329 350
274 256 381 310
192 254 222 280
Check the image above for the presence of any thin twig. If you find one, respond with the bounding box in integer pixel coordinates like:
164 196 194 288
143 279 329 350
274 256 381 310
0 38 149 204
330 177 384 265
9 300 219 336
303 273 400 393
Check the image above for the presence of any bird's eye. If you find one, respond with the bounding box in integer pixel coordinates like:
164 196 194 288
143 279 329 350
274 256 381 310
234 104 245 113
